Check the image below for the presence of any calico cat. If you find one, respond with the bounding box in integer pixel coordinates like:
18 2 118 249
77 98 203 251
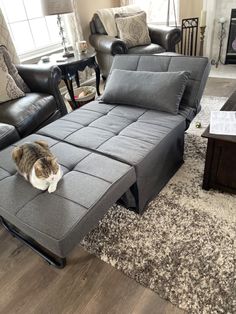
12 140 62 193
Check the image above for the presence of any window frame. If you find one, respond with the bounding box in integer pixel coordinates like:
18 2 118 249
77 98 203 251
0 0 62 61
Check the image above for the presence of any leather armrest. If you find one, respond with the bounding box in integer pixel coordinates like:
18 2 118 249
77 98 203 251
148 25 181 52
89 34 128 55
16 64 62 95
16 64 67 116
0 123 20 150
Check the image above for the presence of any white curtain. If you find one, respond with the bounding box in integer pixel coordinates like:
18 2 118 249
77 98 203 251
65 0 92 82
64 0 84 50
0 8 19 64
120 0 135 5
120 0 179 26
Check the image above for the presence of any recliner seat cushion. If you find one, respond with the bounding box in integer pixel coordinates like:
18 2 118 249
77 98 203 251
128 43 165 54
0 93 57 136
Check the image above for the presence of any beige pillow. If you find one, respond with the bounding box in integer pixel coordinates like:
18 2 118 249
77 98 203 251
0 54 25 103
0 46 30 93
115 11 151 48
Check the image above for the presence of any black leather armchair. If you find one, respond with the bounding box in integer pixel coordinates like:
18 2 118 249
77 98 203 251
89 14 181 78
0 64 67 150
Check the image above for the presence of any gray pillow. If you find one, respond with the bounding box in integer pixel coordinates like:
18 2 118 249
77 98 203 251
101 69 190 114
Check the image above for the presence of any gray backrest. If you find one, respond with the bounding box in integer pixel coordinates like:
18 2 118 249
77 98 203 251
110 55 210 113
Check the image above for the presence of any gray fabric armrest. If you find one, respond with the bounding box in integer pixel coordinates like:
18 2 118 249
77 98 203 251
148 25 181 52
89 34 128 55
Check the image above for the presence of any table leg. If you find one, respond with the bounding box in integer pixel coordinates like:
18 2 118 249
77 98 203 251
89 58 101 96
64 79 76 109
202 139 214 190
75 71 80 88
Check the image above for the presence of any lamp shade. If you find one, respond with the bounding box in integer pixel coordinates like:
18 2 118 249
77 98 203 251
41 0 73 16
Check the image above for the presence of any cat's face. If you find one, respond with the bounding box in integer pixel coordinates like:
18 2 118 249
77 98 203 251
34 157 59 182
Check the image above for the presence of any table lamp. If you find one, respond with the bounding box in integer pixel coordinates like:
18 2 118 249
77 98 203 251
41 0 74 58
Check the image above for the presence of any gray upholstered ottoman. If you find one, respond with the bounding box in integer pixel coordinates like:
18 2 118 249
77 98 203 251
0 134 135 267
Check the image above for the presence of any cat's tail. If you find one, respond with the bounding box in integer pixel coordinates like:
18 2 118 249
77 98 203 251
12 146 23 164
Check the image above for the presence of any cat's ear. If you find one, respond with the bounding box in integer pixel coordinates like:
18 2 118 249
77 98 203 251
35 140 49 149
34 159 43 176
47 156 57 165
12 146 23 164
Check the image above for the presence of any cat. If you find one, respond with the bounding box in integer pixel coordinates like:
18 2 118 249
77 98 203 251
12 140 62 193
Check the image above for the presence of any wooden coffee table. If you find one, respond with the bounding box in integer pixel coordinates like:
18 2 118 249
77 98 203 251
202 90 236 194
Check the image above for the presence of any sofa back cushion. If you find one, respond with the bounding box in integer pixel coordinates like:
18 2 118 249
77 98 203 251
109 55 210 113
102 69 190 114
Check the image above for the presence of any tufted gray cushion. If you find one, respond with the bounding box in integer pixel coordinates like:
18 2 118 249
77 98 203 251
101 69 190 114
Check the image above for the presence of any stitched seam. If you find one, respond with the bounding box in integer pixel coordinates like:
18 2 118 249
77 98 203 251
73 169 112 184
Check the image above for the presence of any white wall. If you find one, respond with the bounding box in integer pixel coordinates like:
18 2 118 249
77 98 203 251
204 0 235 62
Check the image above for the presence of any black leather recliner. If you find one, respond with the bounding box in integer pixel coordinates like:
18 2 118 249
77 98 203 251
89 14 181 78
0 64 67 150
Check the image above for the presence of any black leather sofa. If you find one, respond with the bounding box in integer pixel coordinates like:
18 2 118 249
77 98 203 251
89 14 181 78
0 64 67 151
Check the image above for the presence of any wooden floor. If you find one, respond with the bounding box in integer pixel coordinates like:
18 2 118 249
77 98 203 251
0 77 235 314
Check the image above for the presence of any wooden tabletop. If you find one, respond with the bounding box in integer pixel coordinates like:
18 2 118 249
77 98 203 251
38 50 96 67
201 90 236 143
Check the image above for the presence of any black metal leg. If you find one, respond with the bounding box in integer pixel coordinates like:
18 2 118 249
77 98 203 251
64 79 77 109
0 217 66 269
75 71 80 87
88 59 101 96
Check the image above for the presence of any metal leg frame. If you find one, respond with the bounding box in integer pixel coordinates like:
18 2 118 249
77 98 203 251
0 217 66 269
64 79 77 110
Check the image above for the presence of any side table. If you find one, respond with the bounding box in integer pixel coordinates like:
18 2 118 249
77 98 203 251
39 50 100 109
202 90 236 194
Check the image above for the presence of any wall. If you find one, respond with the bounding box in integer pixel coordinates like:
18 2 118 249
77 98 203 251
179 0 203 21
179 0 203 55
203 0 235 61
78 0 120 42
210 0 235 63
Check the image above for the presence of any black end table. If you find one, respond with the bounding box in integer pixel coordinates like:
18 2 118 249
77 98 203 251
39 50 100 109
202 90 236 194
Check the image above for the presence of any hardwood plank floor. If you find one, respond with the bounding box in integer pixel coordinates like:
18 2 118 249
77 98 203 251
0 77 235 314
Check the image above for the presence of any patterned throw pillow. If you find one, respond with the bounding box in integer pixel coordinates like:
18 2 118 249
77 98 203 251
0 54 25 103
0 45 30 93
115 11 151 48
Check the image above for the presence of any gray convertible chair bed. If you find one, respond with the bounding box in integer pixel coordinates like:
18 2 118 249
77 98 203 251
0 55 210 267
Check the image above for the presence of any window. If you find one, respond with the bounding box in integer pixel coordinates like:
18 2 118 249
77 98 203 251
133 0 179 26
0 0 61 58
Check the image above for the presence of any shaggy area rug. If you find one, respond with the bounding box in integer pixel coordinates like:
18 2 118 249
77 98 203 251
82 96 236 313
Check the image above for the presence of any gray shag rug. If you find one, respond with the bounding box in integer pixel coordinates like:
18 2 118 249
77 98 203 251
82 96 236 313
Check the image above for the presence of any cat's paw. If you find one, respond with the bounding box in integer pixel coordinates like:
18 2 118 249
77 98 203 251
48 184 57 193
